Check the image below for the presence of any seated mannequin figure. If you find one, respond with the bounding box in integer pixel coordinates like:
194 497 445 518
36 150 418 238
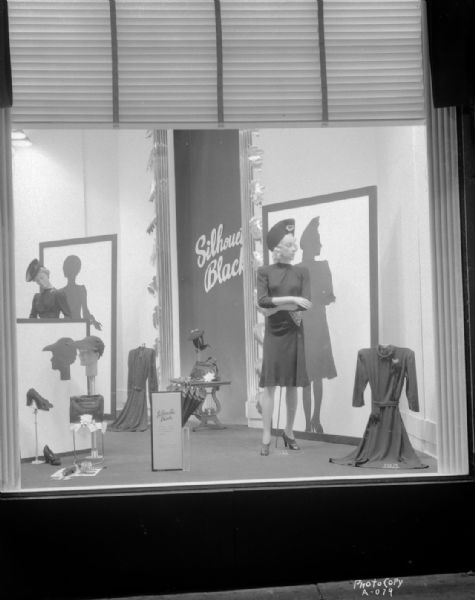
73 336 105 377
42 337 77 381
26 259 71 319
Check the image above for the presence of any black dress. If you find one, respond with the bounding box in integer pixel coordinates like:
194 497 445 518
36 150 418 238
330 345 428 469
29 287 71 318
109 347 158 432
257 263 310 387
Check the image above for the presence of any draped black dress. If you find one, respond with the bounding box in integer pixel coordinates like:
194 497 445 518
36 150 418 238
330 345 428 469
109 346 158 432
257 263 310 387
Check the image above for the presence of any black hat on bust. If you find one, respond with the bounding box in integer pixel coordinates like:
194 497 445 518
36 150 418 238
26 259 42 282
266 219 295 251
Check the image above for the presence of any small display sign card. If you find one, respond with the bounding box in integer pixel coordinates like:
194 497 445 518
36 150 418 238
151 391 183 471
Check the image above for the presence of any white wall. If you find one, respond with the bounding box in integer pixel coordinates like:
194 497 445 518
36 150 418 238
254 127 436 453
116 132 158 407
375 126 436 455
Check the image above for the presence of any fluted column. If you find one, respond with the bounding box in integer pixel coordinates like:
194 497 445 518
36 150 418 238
239 131 260 418
0 108 20 491
427 103 468 475
153 130 174 389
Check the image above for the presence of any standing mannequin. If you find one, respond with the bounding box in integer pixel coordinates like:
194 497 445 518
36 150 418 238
26 259 71 319
256 218 312 456
298 217 337 433
61 255 102 330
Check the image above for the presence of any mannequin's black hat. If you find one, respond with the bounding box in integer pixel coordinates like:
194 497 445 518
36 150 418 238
266 219 295 251
26 259 42 282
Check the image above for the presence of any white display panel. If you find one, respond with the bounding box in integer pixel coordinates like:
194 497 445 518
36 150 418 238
264 190 376 438
40 235 116 414
17 320 90 458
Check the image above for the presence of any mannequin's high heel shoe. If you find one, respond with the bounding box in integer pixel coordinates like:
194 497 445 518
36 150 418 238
43 445 61 466
282 431 301 451
26 388 53 411
260 443 270 456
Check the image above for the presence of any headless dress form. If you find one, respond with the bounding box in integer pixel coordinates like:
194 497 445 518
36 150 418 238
330 345 428 469
109 346 158 432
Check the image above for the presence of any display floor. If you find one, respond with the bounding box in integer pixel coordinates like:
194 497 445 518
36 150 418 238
20 424 437 491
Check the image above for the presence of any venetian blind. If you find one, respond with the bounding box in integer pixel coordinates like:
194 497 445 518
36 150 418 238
8 0 425 127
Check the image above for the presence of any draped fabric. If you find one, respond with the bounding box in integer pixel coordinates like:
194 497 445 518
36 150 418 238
0 0 12 108
0 108 20 490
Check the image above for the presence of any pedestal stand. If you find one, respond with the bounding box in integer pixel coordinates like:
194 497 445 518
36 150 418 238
86 375 102 459
31 408 45 464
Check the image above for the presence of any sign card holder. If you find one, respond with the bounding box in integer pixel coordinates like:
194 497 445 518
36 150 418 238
151 391 183 471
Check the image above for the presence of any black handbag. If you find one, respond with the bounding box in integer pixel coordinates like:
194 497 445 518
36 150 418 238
69 395 104 423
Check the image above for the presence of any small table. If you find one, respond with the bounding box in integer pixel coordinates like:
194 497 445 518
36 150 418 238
170 379 231 431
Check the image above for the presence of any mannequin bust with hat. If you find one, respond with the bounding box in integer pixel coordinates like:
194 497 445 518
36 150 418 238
42 337 77 380
26 259 71 319
256 218 312 456
73 336 105 378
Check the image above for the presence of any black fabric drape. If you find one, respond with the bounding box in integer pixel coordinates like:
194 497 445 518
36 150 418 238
426 0 475 108
0 0 12 108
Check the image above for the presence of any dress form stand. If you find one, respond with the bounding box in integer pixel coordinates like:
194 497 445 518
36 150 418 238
31 407 45 464
85 362 102 460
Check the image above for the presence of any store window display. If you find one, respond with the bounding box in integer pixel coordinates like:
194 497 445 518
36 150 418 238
256 218 312 456
8 124 467 493
26 258 71 319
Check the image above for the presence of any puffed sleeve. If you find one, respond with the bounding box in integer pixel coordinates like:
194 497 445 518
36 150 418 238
256 267 276 308
405 350 420 412
352 350 369 407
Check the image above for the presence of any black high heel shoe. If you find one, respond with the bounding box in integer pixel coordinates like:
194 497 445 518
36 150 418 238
26 388 53 411
282 431 301 451
43 445 61 466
